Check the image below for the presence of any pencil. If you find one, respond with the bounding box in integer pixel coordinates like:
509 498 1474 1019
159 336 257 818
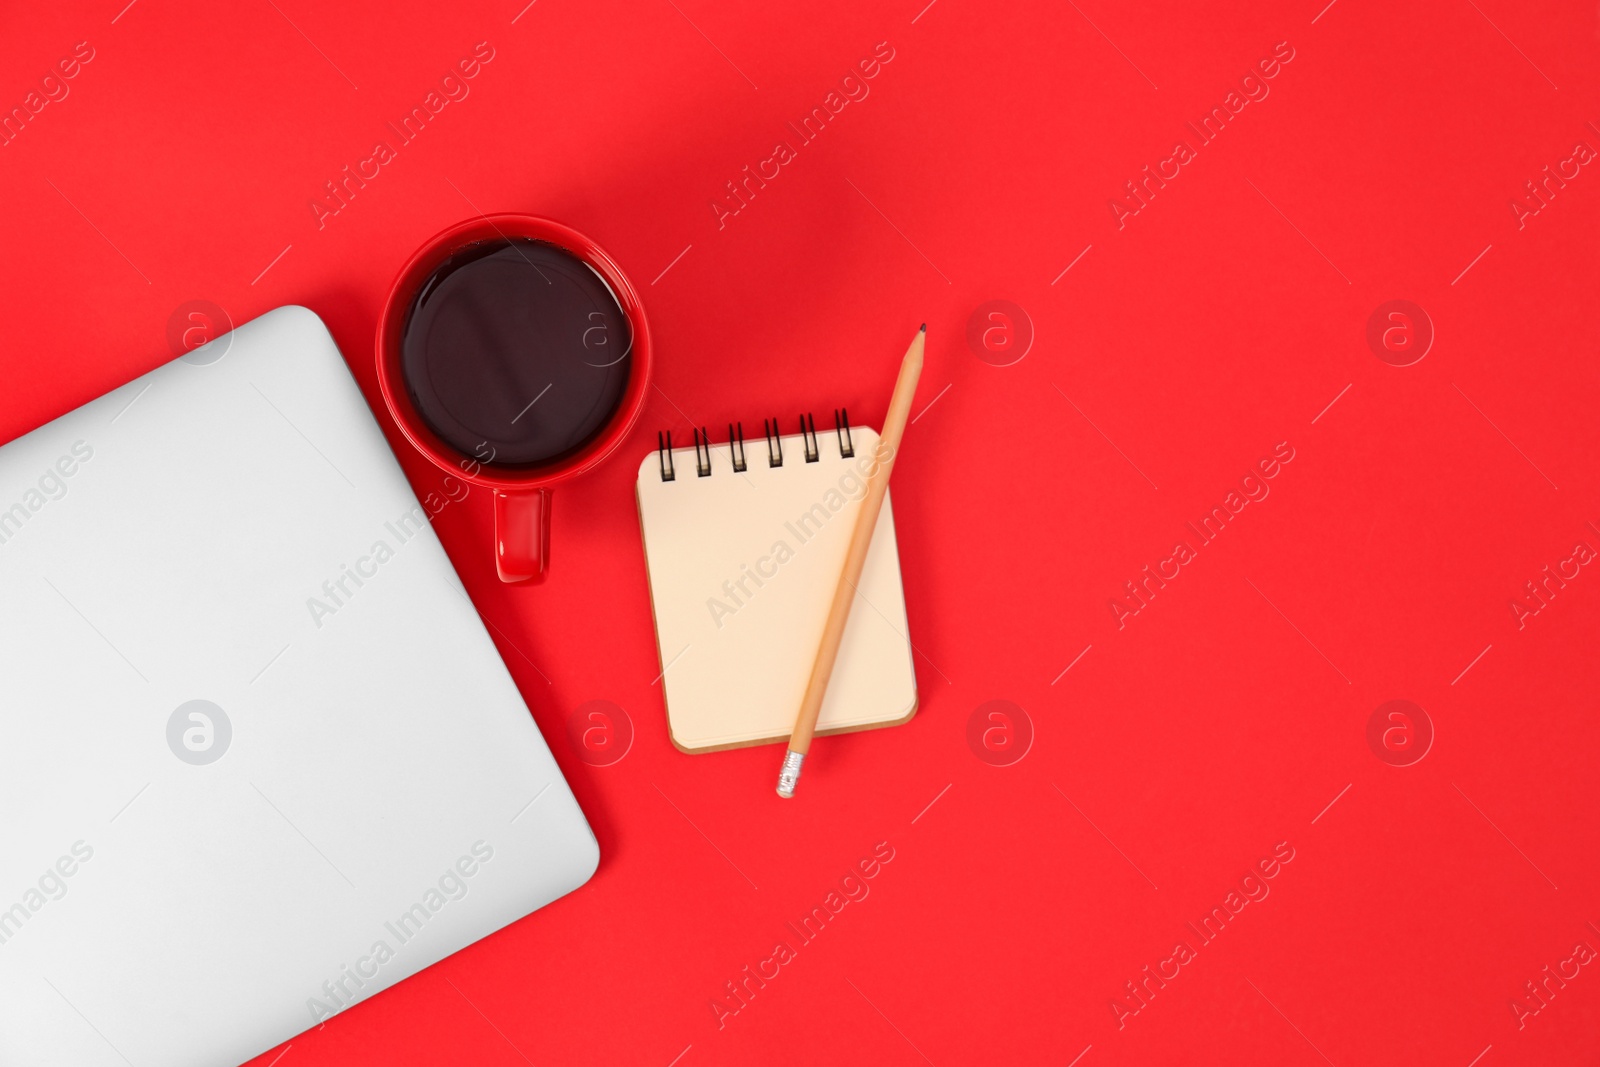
777 324 925 798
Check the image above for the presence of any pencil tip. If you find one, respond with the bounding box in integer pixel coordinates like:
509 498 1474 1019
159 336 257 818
919 323 926 332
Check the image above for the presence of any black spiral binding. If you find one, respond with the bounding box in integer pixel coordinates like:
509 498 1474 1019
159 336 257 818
834 409 853 458
764 418 782 467
657 431 675 481
692 427 712 477
658 415 853 481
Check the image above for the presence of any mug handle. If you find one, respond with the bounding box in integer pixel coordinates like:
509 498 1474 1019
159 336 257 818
494 488 550 583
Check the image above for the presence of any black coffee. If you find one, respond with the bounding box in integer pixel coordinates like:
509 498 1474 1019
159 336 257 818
400 238 633 467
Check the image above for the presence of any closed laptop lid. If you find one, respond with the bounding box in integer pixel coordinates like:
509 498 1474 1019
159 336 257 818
0 305 597 1067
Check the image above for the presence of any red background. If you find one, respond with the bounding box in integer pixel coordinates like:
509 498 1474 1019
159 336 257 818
4 1 1599 1064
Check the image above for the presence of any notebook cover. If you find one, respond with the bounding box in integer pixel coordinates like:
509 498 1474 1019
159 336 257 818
635 426 918 752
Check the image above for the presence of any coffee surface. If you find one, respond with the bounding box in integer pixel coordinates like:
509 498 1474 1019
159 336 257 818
401 238 632 467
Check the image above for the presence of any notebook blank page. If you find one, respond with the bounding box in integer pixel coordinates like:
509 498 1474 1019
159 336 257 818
635 428 918 752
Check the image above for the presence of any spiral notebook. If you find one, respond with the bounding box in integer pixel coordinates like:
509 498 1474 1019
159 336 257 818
636 415 918 753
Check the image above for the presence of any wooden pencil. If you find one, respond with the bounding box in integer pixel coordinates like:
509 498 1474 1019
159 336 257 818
777 324 925 798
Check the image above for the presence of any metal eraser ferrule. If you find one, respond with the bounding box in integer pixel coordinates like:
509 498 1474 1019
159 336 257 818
776 750 805 798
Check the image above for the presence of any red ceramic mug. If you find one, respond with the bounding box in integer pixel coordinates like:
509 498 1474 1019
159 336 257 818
375 214 652 583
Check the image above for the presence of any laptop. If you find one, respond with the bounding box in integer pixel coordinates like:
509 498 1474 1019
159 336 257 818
0 306 599 1067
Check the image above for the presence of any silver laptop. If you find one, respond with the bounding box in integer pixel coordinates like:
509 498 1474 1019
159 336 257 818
0 306 598 1066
